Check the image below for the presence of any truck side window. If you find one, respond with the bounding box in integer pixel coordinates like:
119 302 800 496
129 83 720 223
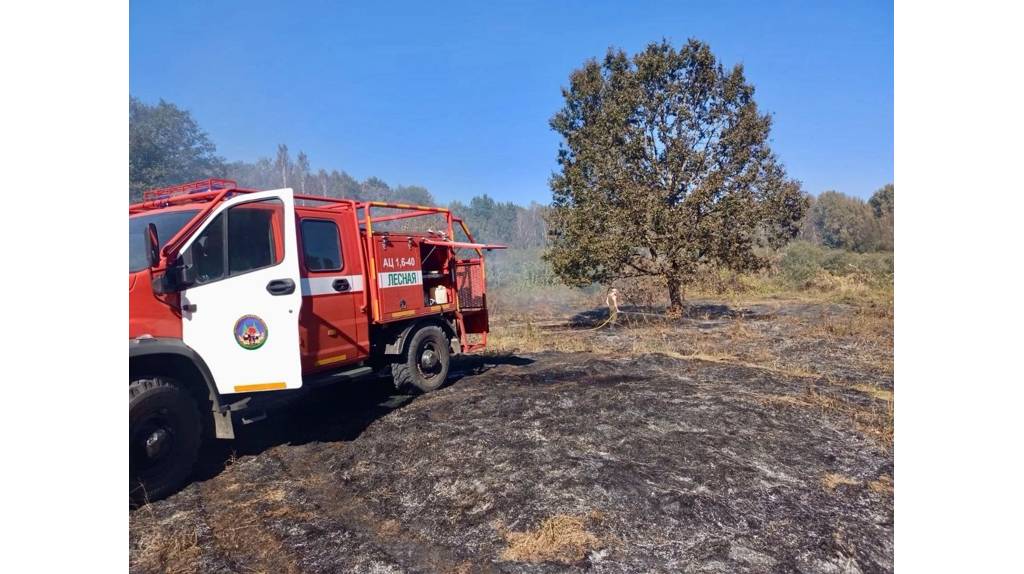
228 199 284 275
184 198 284 285
300 219 343 271
191 213 225 284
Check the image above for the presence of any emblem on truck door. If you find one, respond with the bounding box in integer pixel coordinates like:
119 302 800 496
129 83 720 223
234 315 268 350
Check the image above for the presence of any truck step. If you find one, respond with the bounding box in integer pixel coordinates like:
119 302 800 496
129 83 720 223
304 365 376 387
240 411 267 425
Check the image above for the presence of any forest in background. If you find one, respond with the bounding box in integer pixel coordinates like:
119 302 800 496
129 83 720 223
130 96 892 306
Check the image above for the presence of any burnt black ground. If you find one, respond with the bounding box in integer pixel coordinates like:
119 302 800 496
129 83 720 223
130 347 892 573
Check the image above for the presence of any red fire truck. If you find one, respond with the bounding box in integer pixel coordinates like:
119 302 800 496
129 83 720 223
129 179 503 502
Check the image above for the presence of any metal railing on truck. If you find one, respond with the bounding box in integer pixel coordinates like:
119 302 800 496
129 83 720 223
352 201 504 352
129 180 504 352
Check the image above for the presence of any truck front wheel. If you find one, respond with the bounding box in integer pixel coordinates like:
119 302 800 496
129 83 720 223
129 377 202 505
392 325 451 393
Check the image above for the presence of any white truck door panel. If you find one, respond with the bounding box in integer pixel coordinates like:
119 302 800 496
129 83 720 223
179 189 303 394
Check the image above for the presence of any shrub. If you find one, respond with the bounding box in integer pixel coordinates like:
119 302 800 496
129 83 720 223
778 241 893 291
779 241 829 286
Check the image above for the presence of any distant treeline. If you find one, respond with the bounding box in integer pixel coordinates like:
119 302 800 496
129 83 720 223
129 97 547 249
799 186 894 252
130 96 891 262
224 145 548 249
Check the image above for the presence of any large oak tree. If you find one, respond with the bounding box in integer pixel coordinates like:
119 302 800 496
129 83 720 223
546 39 807 309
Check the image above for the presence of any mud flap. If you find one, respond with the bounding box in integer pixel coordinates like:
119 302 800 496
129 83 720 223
212 409 235 439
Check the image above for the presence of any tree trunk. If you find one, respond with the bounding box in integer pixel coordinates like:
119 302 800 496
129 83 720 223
666 274 685 314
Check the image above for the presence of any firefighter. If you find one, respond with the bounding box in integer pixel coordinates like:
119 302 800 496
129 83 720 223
605 288 620 326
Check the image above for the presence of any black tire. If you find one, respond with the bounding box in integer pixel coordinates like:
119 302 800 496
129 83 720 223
391 325 451 393
129 377 202 505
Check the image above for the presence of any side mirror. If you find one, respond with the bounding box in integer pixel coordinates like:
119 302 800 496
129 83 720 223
144 223 160 268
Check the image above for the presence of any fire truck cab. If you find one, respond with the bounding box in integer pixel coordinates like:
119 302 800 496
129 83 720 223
129 179 501 502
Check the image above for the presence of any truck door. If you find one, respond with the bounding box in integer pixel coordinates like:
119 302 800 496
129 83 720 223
177 189 303 395
297 209 365 371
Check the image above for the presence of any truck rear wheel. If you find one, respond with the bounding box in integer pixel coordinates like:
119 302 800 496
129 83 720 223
129 377 202 505
392 325 450 393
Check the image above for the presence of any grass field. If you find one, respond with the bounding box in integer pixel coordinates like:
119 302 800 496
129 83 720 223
131 253 894 573
490 249 894 449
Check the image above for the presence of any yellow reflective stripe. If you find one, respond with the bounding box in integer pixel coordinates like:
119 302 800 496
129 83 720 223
233 382 287 393
391 310 416 318
315 354 348 366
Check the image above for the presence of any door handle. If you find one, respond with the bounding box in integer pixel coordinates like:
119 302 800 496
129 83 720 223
266 278 296 295
332 278 350 292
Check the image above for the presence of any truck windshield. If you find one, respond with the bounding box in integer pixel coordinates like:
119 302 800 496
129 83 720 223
129 209 200 272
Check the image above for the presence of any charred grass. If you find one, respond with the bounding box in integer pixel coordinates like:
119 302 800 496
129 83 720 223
131 288 893 573
132 348 893 572
488 288 894 451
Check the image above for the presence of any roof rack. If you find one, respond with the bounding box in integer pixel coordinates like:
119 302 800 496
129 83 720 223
142 178 238 203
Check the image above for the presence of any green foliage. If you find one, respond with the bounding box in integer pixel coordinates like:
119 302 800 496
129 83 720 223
129 97 224 201
223 149 439 206
869 183 894 250
128 95 893 307
804 191 877 251
800 187 893 252
778 240 893 288
448 196 547 248
448 197 551 293
129 96 552 272
545 39 807 308
869 183 894 218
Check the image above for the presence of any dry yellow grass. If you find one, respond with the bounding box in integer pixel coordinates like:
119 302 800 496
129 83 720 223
377 518 402 537
853 383 894 402
447 561 474 574
868 474 894 495
757 384 893 451
500 514 603 565
493 293 889 364
807 304 893 373
193 480 304 574
490 291 894 450
757 393 813 408
487 321 595 354
134 520 202 574
822 473 861 491
855 397 894 449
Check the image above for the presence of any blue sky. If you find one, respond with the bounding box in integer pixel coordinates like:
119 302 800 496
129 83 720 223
130 0 893 204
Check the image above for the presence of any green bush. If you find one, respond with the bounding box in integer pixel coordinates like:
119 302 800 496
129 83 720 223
779 241 828 286
778 241 893 289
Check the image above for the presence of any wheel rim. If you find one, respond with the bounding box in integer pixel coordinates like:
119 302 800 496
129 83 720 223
131 408 178 473
416 339 443 381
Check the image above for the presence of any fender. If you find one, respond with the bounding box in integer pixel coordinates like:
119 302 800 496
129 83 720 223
382 316 460 356
129 337 236 438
